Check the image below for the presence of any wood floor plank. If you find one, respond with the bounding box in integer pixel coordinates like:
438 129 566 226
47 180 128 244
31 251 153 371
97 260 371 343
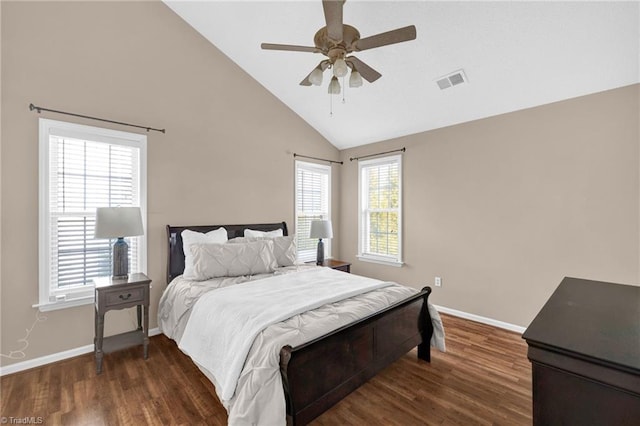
0 314 531 425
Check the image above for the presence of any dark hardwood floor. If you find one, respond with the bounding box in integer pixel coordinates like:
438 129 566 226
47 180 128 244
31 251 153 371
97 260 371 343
1 314 531 425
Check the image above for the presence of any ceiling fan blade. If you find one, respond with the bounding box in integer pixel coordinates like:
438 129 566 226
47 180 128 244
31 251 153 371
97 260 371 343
355 25 417 51
300 60 330 86
322 0 344 42
261 43 318 53
346 56 381 83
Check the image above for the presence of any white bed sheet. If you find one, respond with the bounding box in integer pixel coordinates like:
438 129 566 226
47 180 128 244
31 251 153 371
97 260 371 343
158 267 445 426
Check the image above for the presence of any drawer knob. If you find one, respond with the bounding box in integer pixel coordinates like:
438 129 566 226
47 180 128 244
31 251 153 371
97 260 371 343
119 293 132 300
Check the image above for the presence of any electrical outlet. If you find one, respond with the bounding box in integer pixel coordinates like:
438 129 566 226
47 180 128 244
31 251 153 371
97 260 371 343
435 276 442 287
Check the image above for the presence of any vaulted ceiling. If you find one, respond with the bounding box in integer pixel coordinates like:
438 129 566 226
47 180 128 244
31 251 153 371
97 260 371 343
164 1 639 150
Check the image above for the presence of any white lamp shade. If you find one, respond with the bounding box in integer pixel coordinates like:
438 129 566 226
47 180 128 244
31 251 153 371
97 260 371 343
333 58 348 78
94 207 144 238
309 67 323 86
309 220 333 239
349 70 363 88
328 76 341 94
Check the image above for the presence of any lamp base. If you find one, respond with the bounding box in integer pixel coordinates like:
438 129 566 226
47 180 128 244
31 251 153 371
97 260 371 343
316 239 325 265
112 237 129 279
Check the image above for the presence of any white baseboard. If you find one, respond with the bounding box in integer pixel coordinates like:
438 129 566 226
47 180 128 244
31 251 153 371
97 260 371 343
0 327 161 377
434 305 527 334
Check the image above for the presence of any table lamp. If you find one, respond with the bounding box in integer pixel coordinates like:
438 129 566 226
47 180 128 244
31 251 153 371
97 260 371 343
94 207 143 279
309 220 333 265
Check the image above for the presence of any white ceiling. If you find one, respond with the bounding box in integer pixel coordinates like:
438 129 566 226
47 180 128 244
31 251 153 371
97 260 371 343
164 1 640 150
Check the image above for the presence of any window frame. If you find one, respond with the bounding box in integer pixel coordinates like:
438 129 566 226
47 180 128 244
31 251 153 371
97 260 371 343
357 154 403 267
36 118 147 311
294 160 332 262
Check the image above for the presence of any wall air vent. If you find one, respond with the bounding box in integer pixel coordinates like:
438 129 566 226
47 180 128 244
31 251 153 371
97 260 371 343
436 69 467 90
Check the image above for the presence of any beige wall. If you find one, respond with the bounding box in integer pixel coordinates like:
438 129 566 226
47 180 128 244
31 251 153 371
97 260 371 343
340 84 640 327
0 1 339 367
1 1 638 369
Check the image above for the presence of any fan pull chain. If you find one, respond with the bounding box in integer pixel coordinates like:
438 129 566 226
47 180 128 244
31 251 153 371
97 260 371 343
342 77 346 104
329 92 333 117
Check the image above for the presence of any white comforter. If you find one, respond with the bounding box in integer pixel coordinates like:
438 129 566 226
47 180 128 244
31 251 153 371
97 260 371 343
179 267 393 401
158 266 445 426
158 266 307 342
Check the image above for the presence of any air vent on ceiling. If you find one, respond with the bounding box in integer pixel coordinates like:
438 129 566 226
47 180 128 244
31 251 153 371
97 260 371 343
436 70 467 90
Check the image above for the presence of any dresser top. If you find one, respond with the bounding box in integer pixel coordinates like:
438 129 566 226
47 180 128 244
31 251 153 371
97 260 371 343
523 277 640 372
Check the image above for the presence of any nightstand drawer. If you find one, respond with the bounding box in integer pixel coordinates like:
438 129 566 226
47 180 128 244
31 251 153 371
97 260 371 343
104 286 145 308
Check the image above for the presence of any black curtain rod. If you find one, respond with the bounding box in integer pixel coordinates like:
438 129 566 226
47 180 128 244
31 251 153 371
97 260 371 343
29 103 166 134
350 147 406 162
293 153 343 165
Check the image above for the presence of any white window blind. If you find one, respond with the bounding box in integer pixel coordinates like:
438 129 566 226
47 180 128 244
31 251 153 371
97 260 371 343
38 119 147 311
295 161 331 262
358 155 403 266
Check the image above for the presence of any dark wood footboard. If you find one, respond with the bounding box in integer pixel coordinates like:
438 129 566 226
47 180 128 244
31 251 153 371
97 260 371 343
279 286 433 426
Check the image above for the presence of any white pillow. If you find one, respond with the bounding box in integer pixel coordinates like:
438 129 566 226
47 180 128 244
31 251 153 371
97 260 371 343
190 240 277 280
244 228 284 238
182 228 228 279
229 235 297 267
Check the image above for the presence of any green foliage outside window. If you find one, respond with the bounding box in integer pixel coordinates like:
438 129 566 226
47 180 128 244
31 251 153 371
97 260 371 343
365 162 399 257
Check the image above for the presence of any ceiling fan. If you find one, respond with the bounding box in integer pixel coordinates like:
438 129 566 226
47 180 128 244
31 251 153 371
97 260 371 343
261 0 416 93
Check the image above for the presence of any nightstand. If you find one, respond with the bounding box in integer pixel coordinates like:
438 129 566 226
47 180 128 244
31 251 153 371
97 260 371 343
94 272 151 374
307 259 351 273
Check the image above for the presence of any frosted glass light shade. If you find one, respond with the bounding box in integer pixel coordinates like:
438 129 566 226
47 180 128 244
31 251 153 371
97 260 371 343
95 207 144 238
310 220 333 239
328 76 341 94
333 58 348 77
349 70 363 88
309 67 323 86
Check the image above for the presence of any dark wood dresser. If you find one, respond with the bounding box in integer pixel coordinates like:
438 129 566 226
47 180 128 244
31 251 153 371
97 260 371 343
522 277 640 425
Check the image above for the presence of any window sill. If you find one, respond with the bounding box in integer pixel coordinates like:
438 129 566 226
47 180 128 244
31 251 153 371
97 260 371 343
357 255 404 268
33 295 94 312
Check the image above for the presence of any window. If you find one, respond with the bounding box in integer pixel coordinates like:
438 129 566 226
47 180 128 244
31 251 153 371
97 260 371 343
295 161 331 262
37 119 147 311
358 154 403 266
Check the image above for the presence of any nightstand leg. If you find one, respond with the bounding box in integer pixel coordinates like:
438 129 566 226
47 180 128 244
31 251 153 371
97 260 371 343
137 305 142 331
95 311 105 374
143 305 149 359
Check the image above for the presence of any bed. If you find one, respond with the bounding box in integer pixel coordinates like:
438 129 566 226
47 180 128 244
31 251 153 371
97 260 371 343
160 222 442 426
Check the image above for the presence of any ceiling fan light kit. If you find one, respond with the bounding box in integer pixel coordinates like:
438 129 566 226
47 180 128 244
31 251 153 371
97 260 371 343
261 0 416 93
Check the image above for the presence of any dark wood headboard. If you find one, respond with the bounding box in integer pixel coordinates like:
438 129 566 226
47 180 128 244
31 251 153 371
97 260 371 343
166 222 288 284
